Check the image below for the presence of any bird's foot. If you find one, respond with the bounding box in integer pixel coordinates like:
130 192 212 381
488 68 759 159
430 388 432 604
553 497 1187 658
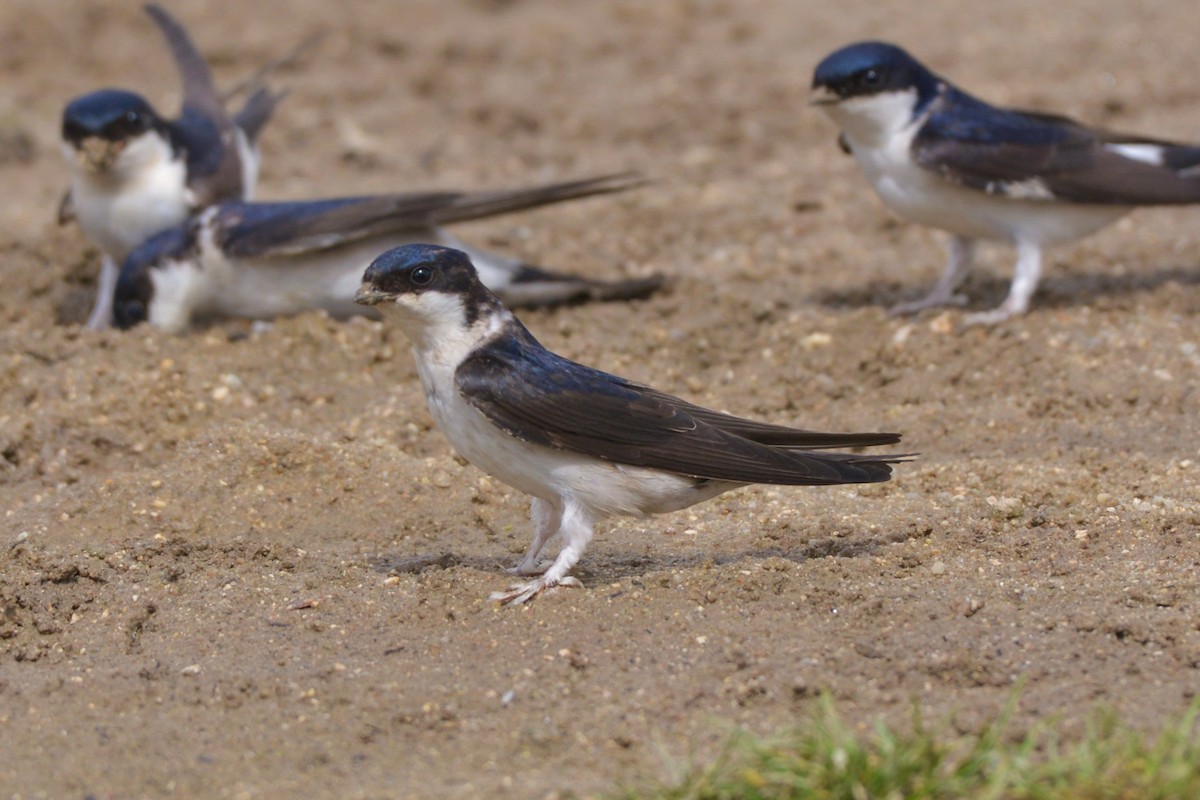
489 575 583 606
85 304 113 331
889 292 969 316
507 558 552 577
960 305 1021 327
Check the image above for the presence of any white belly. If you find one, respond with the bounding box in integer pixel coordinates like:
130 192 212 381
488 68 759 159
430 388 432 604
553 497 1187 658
74 176 191 260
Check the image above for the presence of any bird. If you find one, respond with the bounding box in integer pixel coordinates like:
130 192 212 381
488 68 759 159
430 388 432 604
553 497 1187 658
354 243 909 605
112 174 666 332
811 40 1200 325
60 4 290 330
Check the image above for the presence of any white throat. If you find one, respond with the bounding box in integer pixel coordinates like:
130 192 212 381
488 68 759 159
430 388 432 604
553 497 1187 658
821 88 923 150
379 292 509 367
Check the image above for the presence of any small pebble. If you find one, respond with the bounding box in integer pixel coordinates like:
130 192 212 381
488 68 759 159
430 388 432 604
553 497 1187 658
929 313 954 335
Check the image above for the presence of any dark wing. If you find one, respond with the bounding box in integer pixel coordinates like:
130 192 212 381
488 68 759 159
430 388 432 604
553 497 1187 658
455 325 903 486
144 4 244 205
670 401 901 449
144 4 221 118
213 174 648 259
425 173 647 226
232 87 287 145
913 87 1200 205
211 196 461 258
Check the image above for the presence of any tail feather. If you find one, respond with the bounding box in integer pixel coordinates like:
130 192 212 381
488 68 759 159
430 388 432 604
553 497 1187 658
429 173 650 227
1163 146 1200 173
500 263 666 308
677 403 905 451
234 87 288 143
783 449 916 485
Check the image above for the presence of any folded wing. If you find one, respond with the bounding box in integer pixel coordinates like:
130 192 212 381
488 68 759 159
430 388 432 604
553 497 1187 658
914 88 1200 205
456 324 905 486
212 174 647 258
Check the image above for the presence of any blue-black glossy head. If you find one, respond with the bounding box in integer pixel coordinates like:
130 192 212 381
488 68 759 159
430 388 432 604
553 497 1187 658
357 244 501 326
62 89 161 145
812 41 938 102
356 244 483 305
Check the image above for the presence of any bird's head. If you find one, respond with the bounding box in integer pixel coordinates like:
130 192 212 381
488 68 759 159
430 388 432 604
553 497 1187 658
112 225 198 333
811 41 941 144
61 89 169 177
356 244 504 345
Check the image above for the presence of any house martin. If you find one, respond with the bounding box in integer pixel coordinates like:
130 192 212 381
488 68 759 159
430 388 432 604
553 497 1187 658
61 4 289 330
355 244 908 605
812 40 1200 324
113 174 665 332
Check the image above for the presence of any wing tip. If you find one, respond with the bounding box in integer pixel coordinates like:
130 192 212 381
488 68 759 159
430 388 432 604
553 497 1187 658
799 448 916 485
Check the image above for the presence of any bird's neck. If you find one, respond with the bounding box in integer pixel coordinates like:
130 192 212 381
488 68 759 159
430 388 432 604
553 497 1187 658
829 86 926 151
385 295 512 370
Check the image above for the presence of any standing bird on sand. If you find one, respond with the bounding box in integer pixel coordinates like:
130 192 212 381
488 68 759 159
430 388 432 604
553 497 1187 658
812 40 1200 325
356 244 908 605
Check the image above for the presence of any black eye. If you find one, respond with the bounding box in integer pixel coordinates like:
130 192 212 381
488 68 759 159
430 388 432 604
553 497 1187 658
111 110 148 137
410 266 433 286
860 68 883 87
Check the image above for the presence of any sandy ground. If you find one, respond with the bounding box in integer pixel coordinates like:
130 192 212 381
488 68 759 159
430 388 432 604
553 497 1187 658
3 1 1200 797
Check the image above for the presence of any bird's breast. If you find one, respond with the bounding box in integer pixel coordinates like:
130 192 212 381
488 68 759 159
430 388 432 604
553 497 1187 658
71 157 192 259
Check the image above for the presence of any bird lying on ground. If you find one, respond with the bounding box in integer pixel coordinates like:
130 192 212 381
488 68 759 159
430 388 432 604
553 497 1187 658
113 174 664 332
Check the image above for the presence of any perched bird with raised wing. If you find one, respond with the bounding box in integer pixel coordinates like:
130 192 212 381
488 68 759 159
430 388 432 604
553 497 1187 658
812 40 1200 325
60 4 289 329
355 244 908 605
112 175 665 332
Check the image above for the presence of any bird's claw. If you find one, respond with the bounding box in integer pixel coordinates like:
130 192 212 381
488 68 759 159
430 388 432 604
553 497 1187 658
489 576 583 606
960 305 1020 327
889 292 969 316
507 558 552 577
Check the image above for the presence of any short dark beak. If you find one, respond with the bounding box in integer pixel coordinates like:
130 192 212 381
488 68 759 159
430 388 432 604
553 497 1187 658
809 86 840 106
354 284 390 306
